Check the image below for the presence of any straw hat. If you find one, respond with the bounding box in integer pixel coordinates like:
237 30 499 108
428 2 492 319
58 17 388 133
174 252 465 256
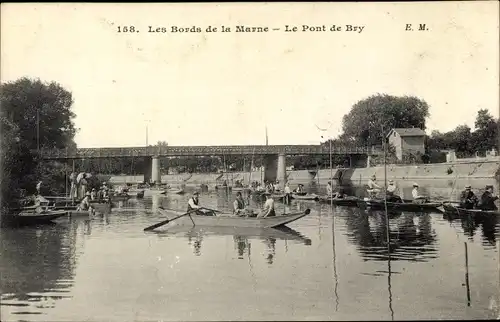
465 185 471 189
413 182 419 187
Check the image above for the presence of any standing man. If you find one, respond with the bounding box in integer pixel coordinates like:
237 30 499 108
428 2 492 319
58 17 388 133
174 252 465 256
326 181 333 197
69 171 77 201
36 180 43 196
284 182 292 204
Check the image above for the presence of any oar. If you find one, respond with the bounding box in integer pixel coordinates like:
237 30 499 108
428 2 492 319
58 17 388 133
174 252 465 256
143 209 198 231
200 207 223 213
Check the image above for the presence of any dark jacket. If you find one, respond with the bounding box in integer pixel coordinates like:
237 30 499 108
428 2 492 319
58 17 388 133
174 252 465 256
460 190 478 209
478 191 498 211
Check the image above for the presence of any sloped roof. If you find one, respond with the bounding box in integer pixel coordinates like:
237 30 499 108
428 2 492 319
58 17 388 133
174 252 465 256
387 128 426 137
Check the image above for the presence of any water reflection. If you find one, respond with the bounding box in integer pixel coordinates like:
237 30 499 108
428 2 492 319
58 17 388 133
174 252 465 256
443 212 499 246
0 221 84 316
151 225 311 263
340 207 438 262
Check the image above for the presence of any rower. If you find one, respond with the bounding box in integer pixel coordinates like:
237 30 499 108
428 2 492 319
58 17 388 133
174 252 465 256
77 192 95 216
367 175 381 198
333 187 347 199
326 181 333 197
411 183 428 204
477 185 499 211
233 192 253 217
386 180 402 202
459 185 478 209
296 184 305 193
258 193 276 218
187 191 213 216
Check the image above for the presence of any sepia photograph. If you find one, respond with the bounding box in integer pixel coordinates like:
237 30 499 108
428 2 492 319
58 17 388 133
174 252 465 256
1 2 499 321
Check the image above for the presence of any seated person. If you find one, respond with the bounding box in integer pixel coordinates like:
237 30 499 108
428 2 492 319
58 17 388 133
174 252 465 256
459 185 478 209
477 185 499 211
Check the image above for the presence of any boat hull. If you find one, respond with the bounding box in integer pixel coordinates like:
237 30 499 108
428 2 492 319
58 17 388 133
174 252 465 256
318 196 360 207
360 199 442 213
442 203 500 216
291 193 319 201
1 210 68 227
162 209 310 228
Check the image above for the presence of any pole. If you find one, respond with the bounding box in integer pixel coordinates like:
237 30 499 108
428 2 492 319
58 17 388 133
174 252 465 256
37 108 40 152
146 124 148 147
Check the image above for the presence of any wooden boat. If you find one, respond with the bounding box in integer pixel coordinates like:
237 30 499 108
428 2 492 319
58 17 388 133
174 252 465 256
318 196 360 207
359 198 442 213
168 188 185 195
291 193 319 201
111 193 131 201
160 208 311 228
1 210 68 227
440 203 500 216
150 225 311 244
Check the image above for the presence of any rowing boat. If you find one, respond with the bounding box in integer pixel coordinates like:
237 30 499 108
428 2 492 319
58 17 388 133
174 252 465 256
359 199 442 212
1 210 68 227
318 196 360 207
440 203 500 216
167 188 185 195
150 225 312 244
159 208 311 228
291 193 320 201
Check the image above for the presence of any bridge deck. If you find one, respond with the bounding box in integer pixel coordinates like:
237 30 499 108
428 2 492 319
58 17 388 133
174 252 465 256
37 145 380 159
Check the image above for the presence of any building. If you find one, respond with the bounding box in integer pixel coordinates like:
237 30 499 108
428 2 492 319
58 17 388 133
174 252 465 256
386 128 426 161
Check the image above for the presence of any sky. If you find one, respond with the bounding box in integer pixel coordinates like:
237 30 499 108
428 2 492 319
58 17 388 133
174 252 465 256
1 2 499 148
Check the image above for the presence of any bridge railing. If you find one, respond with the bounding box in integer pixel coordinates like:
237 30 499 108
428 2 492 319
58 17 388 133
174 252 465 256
36 145 382 159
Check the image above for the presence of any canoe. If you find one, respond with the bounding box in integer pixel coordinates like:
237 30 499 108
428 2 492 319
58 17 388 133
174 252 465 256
318 196 360 207
359 199 442 213
168 188 185 195
291 193 319 201
1 210 68 227
440 203 500 216
159 208 311 228
150 225 311 244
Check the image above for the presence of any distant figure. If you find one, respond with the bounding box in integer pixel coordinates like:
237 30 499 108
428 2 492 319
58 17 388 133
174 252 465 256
36 180 43 195
333 187 347 199
69 172 77 200
326 181 333 197
258 194 276 218
187 191 212 216
295 184 305 194
386 180 402 202
90 188 97 201
284 182 292 203
76 172 87 199
459 185 478 209
477 185 499 211
411 183 428 204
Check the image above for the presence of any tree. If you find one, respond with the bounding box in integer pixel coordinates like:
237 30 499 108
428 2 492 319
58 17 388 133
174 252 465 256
0 78 77 209
341 94 430 146
471 109 498 153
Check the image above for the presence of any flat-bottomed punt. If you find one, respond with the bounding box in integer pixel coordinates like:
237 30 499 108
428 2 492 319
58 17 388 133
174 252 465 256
160 208 311 229
1 210 68 227
359 199 443 212
291 193 319 201
318 196 360 206
441 203 500 216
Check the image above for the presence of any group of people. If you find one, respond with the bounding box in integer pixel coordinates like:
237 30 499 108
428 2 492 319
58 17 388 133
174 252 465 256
459 184 498 210
186 190 276 218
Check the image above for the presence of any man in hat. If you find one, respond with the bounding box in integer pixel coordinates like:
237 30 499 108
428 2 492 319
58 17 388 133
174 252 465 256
412 182 428 204
233 192 254 217
187 191 213 216
477 185 498 211
367 175 381 198
459 185 478 209
386 180 402 202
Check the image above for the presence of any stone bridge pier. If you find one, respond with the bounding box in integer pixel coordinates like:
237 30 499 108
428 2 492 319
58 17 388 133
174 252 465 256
262 153 287 189
143 156 162 184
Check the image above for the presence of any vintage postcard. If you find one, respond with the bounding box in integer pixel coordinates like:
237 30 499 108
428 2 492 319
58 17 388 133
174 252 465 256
1 2 499 321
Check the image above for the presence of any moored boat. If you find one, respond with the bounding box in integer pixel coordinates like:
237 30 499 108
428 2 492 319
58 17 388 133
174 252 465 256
291 193 319 201
359 199 442 213
318 196 360 207
1 210 68 227
167 188 185 195
158 208 311 229
440 203 500 216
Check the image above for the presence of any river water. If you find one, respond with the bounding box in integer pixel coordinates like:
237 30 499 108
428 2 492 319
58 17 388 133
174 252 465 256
1 187 500 321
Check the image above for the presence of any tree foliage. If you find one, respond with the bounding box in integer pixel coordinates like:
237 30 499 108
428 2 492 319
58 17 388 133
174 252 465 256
1 78 77 210
341 94 430 146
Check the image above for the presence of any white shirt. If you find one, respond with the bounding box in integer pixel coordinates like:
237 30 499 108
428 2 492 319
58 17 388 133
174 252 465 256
284 186 291 194
387 184 396 193
412 188 420 199
76 172 85 184
368 179 381 189
188 197 201 209
263 198 275 215
326 184 333 196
